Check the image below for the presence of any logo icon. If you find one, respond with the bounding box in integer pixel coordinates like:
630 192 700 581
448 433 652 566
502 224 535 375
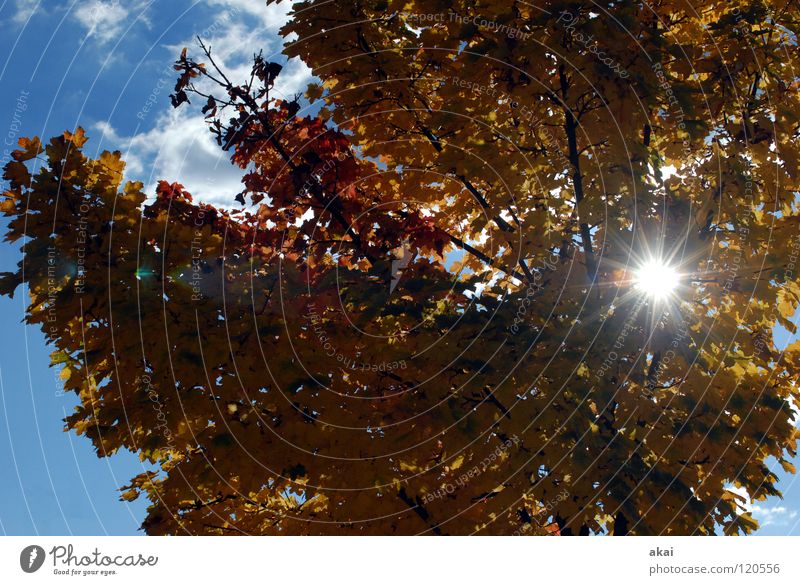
20 545 45 573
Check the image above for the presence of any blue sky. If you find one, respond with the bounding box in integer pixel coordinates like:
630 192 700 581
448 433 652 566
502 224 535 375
0 0 798 536
0 0 312 536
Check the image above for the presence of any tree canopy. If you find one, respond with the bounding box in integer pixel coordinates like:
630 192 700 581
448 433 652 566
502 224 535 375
2 0 800 535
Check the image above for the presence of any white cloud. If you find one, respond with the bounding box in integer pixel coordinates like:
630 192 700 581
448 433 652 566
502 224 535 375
751 504 798 527
727 485 752 513
727 484 799 529
90 45 311 208
12 0 39 25
206 0 293 30
90 1 314 209
94 108 245 208
71 0 150 45
163 5 312 101
89 0 313 208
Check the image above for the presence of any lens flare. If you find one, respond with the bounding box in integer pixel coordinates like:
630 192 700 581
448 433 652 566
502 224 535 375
635 260 679 299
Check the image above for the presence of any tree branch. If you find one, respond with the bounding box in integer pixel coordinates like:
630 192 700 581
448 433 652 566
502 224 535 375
559 62 597 283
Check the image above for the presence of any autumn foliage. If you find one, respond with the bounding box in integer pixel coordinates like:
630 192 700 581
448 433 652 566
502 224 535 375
3 0 800 535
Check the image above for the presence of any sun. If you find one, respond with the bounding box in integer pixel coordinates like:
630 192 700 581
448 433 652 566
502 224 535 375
634 260 679 299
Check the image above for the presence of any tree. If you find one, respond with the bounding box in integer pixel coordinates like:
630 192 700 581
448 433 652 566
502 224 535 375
2 0 800 535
